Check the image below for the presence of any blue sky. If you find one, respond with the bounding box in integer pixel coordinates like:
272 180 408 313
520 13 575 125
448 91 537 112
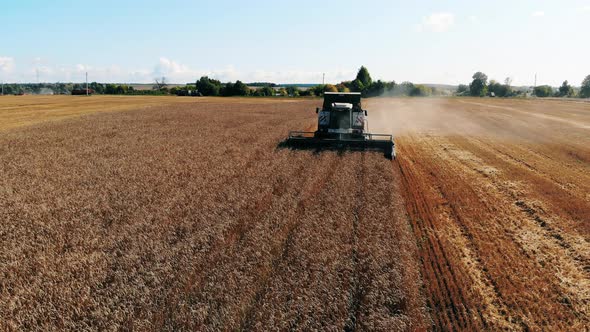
1 0 589 85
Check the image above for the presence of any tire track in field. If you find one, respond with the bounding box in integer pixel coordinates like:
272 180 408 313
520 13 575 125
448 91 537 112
423 135 584 330
484 142 590 202
457 100 590 129
397 154 466 330
360 154 428 331
244 152 362 330
397 135 500 331
442 136 590 324
416 136 519 330
450 136 590 258
239 153 341 331
400 133 589 330
344 152 365 332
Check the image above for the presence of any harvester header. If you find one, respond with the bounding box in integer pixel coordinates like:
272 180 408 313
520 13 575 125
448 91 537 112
285 92 395 159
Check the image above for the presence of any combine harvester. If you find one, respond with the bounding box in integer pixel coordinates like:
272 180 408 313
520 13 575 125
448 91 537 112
286 92 395 159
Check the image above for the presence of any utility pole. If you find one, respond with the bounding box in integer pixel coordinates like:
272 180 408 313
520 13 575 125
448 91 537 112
534 73 537 88
322 73 325 85
1 81 3 96
86 72 89 96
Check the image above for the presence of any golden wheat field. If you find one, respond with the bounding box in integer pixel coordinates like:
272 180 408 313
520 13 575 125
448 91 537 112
0 95 588 331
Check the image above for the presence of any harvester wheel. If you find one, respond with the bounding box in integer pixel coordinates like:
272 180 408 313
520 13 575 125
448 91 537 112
385 145 394 160
387 153 394 160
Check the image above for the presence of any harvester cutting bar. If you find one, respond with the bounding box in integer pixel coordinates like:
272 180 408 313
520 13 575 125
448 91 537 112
286 131 396 159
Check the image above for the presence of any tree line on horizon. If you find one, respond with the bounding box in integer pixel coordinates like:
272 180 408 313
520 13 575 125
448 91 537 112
180 66 443 98
0 82 167 96
2 68 589 99
459 72 590 98
0 67 444 97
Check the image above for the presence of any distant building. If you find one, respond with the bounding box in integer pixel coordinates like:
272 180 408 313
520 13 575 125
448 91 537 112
71 88 94 95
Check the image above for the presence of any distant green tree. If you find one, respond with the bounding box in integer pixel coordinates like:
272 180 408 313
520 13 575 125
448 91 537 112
53 83 68 94
221 82 234 96
384 81 396 94
2 84 14 94
255 86 275 96
488 80 509 97
469 72 488 97
170 86 182 96
196 76 221 96
324 84 338 93
335 83 350 93
356 66 372 87
410 84 432 97
558 80 574 97
105 84 116 94
116 85 125 94
533 85 553 97
308 85 326 96
285 86 300 96
232 80 249 96
364 80 386 97
247 82 277 87
277 88 288 96
350 79 365 92
171 85 193 96
340 81 353 91
8 84 22 94
488 80 499 96
394 82 415 96
89 82 104 94
580 75 590 98
298 88 313 97
456 84 469 95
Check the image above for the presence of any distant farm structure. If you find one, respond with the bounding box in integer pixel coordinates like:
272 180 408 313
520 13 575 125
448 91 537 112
71 88 94 96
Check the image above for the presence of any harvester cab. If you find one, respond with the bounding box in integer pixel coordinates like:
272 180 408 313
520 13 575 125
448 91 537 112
286 92 395 159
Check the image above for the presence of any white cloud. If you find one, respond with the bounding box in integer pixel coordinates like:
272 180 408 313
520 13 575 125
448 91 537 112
37 66 53 75
148 58 351 84
152 57 203 83
418 12 455 32
468 15 478 23
154 57 190 76
582 5 590 12
245 69 355 84
0 56 357 84
532 11 545 17
75 64 88 72
0 56 15 73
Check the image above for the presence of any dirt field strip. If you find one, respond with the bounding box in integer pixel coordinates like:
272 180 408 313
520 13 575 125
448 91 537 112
399 135 588 330
371 98 590 330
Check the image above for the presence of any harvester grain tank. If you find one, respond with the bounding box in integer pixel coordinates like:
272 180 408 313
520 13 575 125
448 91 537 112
286 92 395 159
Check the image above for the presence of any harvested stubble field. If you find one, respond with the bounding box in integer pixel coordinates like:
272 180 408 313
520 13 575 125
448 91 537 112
0 96 588 331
